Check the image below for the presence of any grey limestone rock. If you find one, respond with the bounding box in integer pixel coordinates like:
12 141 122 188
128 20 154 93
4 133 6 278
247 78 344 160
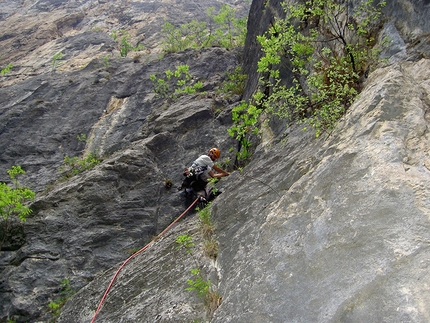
3 0 430 322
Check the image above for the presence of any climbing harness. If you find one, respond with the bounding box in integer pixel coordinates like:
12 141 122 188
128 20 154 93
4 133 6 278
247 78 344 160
178 164 209 197
90 197 200 323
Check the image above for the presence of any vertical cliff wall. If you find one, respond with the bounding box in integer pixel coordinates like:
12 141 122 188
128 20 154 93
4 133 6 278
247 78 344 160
2 0 430 322
60 57 430 323
216 1 430 321
0 1 249 322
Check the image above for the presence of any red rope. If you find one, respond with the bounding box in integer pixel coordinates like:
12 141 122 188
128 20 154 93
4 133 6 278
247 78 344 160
91 197 200 323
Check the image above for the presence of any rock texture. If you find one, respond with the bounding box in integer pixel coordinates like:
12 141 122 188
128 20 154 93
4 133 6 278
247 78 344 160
211 58 430 323
2 0 430 323
0 46 242 322
0 0 249 86
0 1 248 322
58 57 430 323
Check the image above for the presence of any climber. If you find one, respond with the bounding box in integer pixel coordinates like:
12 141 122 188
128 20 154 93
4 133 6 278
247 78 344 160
179 147 230 202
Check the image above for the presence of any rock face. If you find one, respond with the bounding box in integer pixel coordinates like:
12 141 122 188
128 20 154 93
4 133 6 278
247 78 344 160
0 1 248 322
0 0 249 86
0 46 241 322
59 59 430 323
211 58 430 323
2 0 430 323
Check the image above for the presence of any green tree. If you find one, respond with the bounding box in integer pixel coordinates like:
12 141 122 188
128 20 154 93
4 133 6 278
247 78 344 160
207 4 246 49
176 234 195 253
256 0 387 136
219 66 247 96
161 22 187 53
229 0 387 162
175 232 221 316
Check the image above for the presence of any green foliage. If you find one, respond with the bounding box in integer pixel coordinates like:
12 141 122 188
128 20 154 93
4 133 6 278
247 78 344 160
60 152 101 179
110 29 145 57
195 203 219 259
76 134 88 143
0 166 35 223
150 64 203 100
119 35 133 57
207 178 219 196
161 4 247 53
228 101 261 163
206 4 247 49
103 55 110 69
52 52 63 70
186 268 211 298
1 63 13 75
229 0 387 161
262 0 386 135
187 268 222 315
197 202 212 225
161 20 208 53
48 278 75 319
217 157 232 171
176 234 195 254
219 66 247 96
197 202 214 240
175 203 221 314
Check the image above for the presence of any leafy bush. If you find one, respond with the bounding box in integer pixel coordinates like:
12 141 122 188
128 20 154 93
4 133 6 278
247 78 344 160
206 4 247 49
186 268 222 316
186 268 211 298
197 202 214 240
150 65 203 100
59 152 101 179
176 234 195 254
175 204 221 316
161 4 247 53
219 66 247 96
110 29 145 57
0 166 35 250
228 101 261 163
229 0 387 161
0 166 35 223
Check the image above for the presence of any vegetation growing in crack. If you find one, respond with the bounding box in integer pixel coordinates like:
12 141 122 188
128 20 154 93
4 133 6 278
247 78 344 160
161 4 247 53
176 204 221 318
110 29 145 58
59 152 102 180
52 51 64 71
48 277 75 321
218 66 247 97
150 64 204 100
1 61 13 75
229 0 388 162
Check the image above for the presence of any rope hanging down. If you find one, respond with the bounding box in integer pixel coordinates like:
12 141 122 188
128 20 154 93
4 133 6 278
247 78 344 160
91 197 200 323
